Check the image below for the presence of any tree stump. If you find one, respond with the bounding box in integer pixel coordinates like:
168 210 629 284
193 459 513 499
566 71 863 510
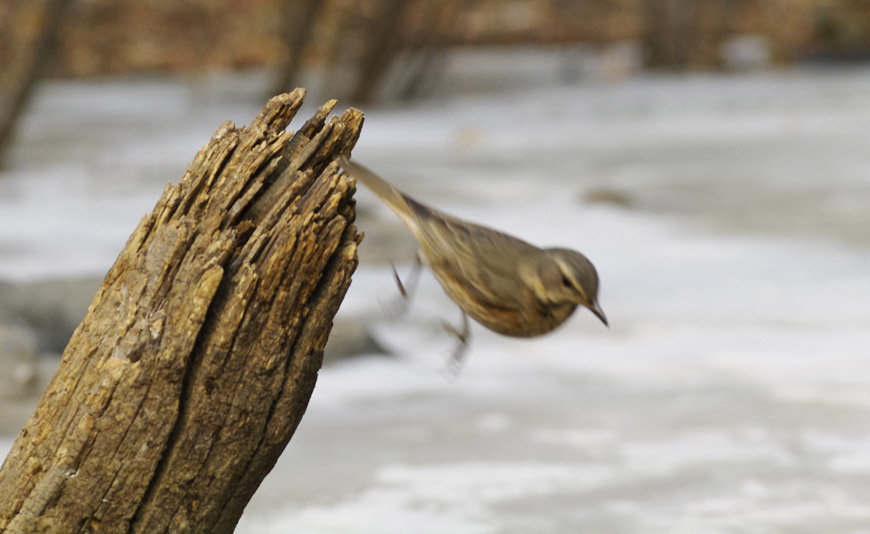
0 88 364 533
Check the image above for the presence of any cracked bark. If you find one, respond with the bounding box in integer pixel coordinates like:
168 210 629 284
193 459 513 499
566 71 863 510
0 89 363 533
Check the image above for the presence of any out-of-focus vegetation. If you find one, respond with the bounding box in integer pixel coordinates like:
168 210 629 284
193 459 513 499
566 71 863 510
1 0 869 108
3 0 868 74
5 0 869 166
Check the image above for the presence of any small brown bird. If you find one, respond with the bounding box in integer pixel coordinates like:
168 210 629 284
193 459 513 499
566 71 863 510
338 157 607 358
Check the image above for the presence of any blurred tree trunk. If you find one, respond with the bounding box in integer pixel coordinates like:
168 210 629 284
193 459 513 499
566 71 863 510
391 1 454 101
351 0 414 103
0 0 72 170
644 0 691 69
271 0 325 97
644 0 741 70
0 89 363 533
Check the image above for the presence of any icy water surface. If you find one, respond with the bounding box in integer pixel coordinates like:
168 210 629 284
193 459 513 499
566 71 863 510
2 65 870 533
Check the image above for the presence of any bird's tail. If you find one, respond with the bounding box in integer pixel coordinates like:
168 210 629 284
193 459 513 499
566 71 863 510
337 156 416 228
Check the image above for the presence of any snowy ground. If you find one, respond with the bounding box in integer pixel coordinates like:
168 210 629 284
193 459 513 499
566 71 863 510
2 59 870 533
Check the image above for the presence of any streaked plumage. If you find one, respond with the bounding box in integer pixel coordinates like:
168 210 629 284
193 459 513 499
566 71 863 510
338 156 607 341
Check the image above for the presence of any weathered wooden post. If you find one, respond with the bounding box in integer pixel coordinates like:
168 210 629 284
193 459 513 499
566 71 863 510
0 88 363 533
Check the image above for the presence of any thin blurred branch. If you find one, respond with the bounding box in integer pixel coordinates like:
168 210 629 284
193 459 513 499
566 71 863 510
0 0 73 170
271 0 326 96
389 1 453 101
350 0 413 103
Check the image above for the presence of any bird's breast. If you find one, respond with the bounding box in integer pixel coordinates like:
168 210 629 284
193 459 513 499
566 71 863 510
433 269 577 337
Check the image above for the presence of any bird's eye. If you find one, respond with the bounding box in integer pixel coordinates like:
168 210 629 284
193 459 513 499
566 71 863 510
561 275 572 288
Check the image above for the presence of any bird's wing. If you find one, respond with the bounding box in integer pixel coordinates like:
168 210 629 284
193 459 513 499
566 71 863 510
413 204 540 310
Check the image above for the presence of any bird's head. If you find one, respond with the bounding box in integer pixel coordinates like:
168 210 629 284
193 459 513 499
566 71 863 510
537 248 607 326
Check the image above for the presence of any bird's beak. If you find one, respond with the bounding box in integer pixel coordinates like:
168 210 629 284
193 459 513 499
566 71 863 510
587 301 608 327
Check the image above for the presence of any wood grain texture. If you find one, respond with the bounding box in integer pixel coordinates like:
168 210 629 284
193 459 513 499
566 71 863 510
0 88 364 533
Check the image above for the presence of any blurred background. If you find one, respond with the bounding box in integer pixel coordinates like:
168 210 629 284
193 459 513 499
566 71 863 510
3 0 870 114
2 1 870 532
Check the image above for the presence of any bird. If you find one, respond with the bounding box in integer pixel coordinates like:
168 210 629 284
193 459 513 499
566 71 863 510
337 156 607 362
